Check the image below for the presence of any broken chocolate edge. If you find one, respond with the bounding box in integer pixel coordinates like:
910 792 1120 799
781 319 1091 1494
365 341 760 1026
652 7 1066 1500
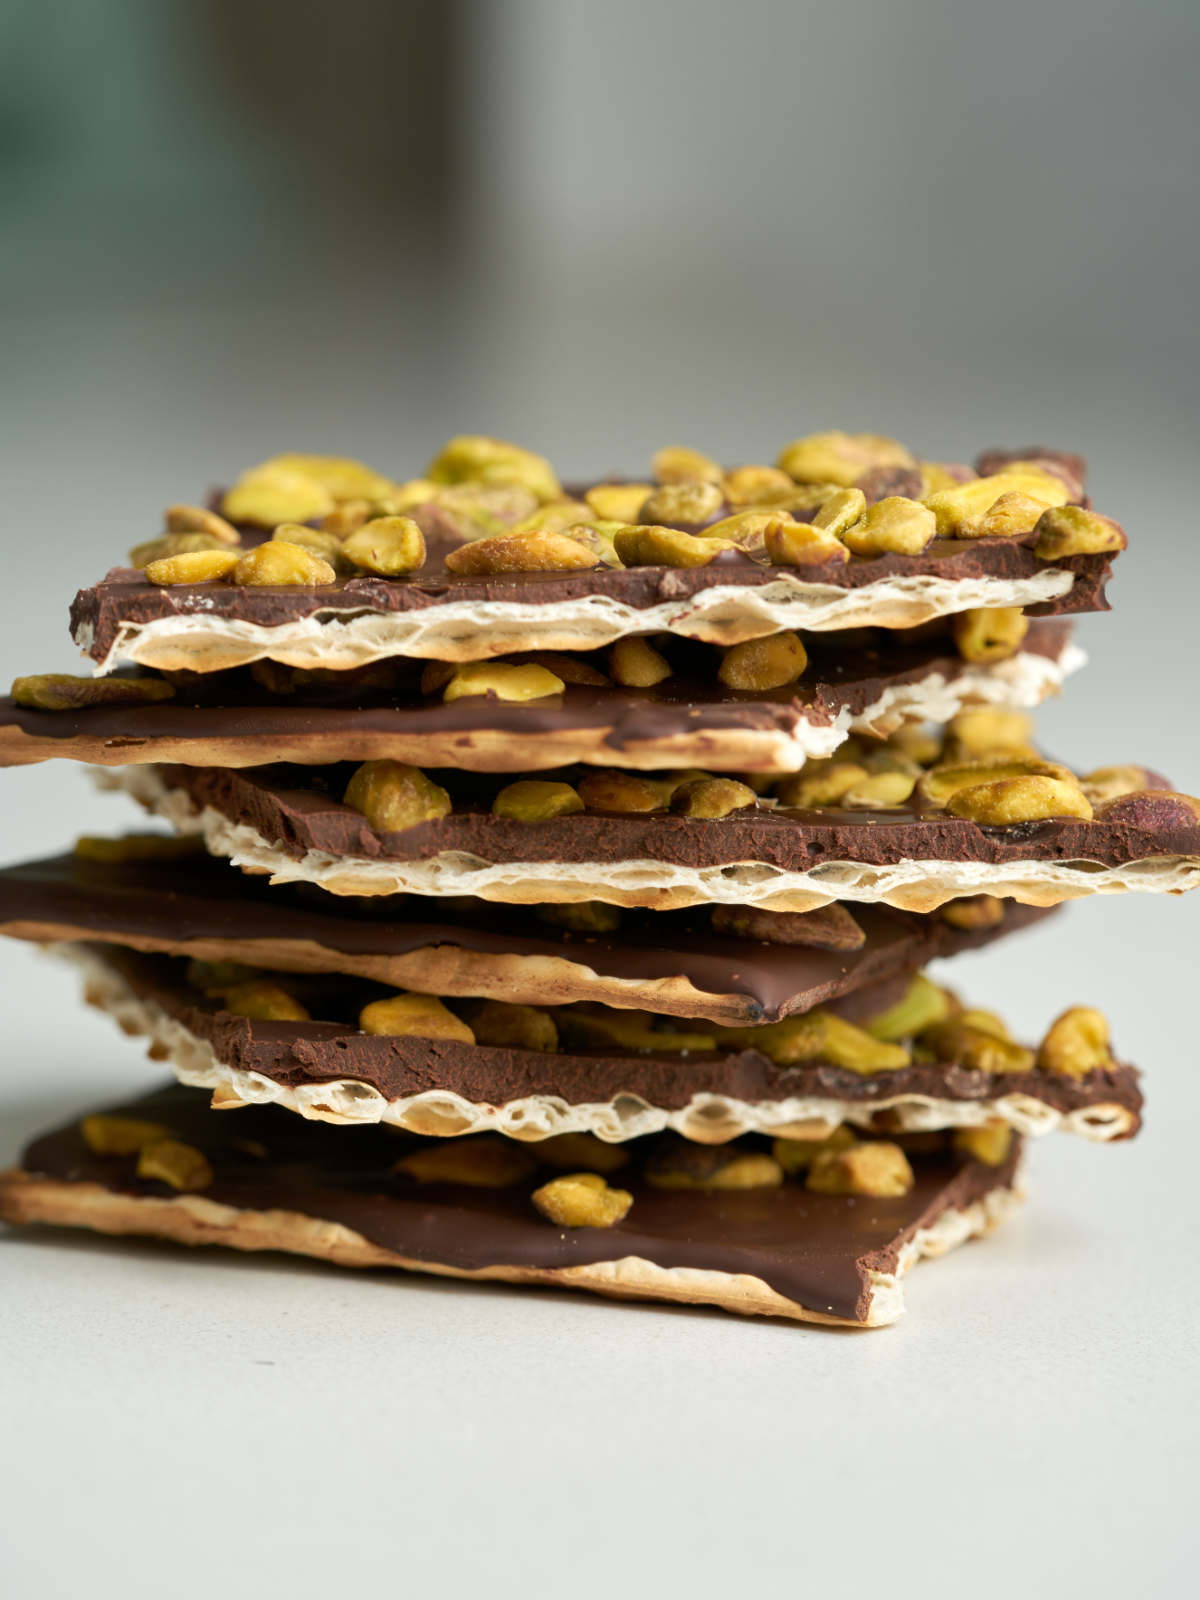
5 1081 1026 1322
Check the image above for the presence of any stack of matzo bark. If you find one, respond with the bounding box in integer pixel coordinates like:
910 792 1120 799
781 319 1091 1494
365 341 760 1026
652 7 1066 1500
2 432 1195 1327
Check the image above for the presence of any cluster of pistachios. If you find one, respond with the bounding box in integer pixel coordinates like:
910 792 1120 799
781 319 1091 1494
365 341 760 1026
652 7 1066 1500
436 432 1124 573
331 715 1200 835
186 955 1116 1094
80 1093 989 1223
123 431 1126 593
129 498 427 590
411 629 812 702
127 439 563 587
116 949 1120 1220
764 712 1200 826
80 1113 213 1192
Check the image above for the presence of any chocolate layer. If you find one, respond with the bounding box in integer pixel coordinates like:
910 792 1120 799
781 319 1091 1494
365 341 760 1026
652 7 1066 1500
0 621 1073 770
154 761 1200 876
0 850 1053 1024
12 1082 1023 1322
81 947 1142 1131
70 540 1112 669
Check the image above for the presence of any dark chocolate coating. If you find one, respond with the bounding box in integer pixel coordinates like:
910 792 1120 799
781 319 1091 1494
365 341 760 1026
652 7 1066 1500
17 1082 1024 1322
70 539 1112 667
154 761 1200 876
0 851 1054 1023
0 620 1072 763
81 947 1143 1130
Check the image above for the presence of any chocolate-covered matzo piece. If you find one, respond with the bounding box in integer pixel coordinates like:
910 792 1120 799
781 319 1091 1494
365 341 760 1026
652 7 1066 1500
0 1082 1026 1328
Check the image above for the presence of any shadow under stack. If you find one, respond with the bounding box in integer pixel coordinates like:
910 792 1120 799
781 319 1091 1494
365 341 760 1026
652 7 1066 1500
2 431 1195 1327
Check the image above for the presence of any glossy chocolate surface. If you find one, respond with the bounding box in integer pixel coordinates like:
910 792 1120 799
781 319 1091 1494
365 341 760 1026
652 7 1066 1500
70 531 1113 667
78 947 1143 1129
18 1082 1023 1321
0 850 1053 1023
0 621 1071 761
156 761 1200 875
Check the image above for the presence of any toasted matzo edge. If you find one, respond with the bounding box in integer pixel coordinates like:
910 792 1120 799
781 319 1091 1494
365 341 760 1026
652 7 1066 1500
77 568 1076 674
62 942 1138 1146
102 764 1200 915
0 1164 1023 1330
0 646 1080 772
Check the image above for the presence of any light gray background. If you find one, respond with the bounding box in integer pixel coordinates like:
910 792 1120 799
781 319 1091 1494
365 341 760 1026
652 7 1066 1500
1 3 1198 1596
